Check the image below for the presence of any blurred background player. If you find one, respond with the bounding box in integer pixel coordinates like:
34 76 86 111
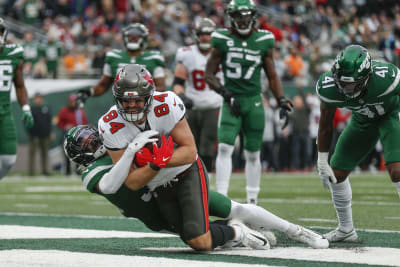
0 18 33 179
205 0 293 204
173 17 222 176
77 23 166 106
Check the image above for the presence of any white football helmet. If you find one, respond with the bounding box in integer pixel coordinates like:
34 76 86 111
112 64 155 122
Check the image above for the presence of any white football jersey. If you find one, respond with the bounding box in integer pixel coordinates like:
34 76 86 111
175 45 223 110
98 91 193 190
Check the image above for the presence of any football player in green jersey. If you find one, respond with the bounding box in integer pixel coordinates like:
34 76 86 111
316 45 400 242
0 18 34 180
77 23 166 106
63 124 329 249
204 0 293 204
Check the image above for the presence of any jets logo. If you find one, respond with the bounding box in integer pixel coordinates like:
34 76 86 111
358 53 371 73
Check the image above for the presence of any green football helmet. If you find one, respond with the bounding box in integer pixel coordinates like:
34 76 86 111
63 125 106 166
226 0 257 36
0 18 8 46
122 23 149 51
332 45 372 99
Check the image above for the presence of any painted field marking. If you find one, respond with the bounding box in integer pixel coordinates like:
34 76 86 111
14 204 48 209
298 218 336 223
149 247 400 266
0 250 278 267
24 186 85 192
0 225 175 239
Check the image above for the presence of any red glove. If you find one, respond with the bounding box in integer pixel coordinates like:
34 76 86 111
135 147 154 167
150 135 173 170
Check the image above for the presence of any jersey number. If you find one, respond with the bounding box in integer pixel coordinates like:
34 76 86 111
153 93 170 117
0 65 13 92
225 52 260 80
354 104 385 118
191 70 206 90
102 110 125 134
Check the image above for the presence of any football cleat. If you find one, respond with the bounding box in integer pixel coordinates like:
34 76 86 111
288 225 329 249
323 228 358 242
229 220 270 250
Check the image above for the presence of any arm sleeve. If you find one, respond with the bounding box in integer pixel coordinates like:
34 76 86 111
98 148 135 194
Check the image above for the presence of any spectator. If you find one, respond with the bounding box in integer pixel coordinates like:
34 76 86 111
57 93 88 175
44 34 63 79
22 31 42 77
261 96 277 172
284 46 304 80
289 89 311 171
28 93 52 176
62 48 88 77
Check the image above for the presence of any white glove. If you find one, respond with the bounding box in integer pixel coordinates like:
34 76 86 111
126 130 159 155
317 152 337 189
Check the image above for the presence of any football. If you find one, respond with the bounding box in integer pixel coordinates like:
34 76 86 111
144 135 161 153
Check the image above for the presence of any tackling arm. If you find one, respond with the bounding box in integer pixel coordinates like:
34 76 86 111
107 148 159 191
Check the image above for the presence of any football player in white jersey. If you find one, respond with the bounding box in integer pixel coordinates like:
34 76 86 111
98 64 270 251
173 18 223 176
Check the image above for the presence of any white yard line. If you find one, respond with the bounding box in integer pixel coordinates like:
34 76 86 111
14 204 48 209
0 225 175 239
0 250 279 267
150 247 400 266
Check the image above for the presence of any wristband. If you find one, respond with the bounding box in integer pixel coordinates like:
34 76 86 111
22 105 31 112
149 162 161 171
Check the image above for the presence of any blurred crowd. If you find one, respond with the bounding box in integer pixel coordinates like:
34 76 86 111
2 0 400 81
4 0 400 173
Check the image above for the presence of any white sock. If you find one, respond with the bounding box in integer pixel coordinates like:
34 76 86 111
229 201 291 233
0 155 16 179
231 224 242 241
393 182 400 198
330 179 353 233
244 150 261 203
215 143 234 196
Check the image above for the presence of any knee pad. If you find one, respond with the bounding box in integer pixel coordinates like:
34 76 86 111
0 155 17 179
244 150 260 163
218 143 234 158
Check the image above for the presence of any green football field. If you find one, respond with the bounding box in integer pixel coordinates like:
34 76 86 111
1 172 399 266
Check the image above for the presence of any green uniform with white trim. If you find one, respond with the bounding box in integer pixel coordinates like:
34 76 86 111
104 49 165 79
316 60 400 170
211 29 275 151
81 156 232 231
0 44 24 155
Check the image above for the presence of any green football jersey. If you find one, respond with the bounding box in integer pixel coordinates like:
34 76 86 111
316 60 400 124
22 41 41 64
211 28 275 96
0 44 24 115
82 156 158 218
104 49 165 78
